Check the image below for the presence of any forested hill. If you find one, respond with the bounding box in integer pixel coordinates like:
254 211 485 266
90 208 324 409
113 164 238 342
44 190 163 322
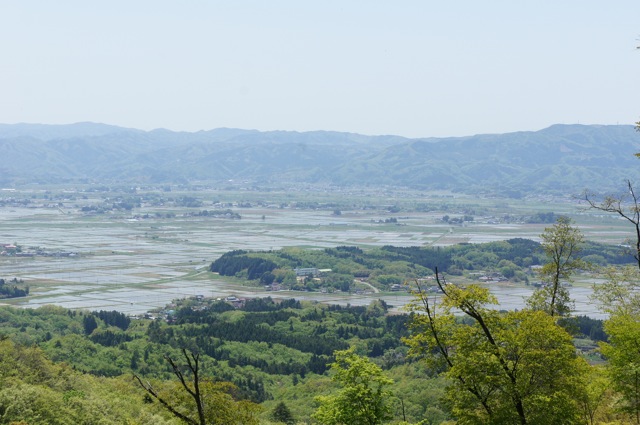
0 122 638 195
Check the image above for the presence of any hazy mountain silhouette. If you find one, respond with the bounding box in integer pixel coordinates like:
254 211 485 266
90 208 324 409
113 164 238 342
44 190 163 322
0 122 637 195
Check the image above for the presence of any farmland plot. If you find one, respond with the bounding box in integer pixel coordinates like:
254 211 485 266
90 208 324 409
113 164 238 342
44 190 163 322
0 191 627 317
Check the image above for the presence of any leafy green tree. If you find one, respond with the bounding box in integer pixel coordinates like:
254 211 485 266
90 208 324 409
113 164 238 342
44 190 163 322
600 312 640 423
313 347 393 425
271 401 295 424
527 216 584 316
577 364 611 425
593 267 640 424
593 265 640 316
0 380 73 425
406 271 586 425
580 265 640 423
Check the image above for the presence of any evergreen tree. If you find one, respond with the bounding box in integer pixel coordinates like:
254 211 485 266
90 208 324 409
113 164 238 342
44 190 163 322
271 401 295 425
82 315 98 335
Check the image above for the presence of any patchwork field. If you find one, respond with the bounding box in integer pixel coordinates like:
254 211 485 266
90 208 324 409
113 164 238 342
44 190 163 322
0 187 630 317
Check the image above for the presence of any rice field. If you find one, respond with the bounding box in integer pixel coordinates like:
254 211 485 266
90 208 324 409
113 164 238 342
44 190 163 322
0 188 629 317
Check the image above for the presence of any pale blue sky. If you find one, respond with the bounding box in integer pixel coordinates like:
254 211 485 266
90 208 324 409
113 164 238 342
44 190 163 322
1 1 638 137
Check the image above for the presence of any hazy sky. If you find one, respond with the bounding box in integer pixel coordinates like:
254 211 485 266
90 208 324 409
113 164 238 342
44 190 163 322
1 1 639 138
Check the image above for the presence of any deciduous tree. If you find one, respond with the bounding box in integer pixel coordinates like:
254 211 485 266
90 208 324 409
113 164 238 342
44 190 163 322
593 266 640 423
577 364 611 425
527 216 584 316
600 312 640 423
405 271 586 425
313 347 393 425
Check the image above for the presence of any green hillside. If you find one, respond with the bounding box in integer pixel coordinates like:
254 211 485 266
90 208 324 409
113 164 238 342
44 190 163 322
1 123 638 194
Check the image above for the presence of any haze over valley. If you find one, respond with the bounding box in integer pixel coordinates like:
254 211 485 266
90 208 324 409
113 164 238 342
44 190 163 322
0 122 637 196
2 2 640 423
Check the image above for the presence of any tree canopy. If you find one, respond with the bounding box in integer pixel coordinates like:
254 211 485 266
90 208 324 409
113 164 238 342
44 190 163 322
313 347 393 425
405 271 587 424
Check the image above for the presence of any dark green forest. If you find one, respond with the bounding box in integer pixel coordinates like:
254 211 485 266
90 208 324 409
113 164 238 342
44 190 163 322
0 278 28 299
0 231 639 424
0 297 448 424
209 239 633 292
0 291 628 425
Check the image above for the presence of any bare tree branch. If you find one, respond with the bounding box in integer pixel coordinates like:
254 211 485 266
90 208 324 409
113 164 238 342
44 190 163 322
134 348 207 425
584 180 640 270
413 270 496 418
133 374 200 425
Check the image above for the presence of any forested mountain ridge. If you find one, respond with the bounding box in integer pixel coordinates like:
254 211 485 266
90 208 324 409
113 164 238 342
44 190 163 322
0 294 617 424
0 122 637 194
0 299 449 424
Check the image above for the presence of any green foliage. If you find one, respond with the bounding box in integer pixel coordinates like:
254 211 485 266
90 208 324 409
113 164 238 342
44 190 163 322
0 305 83 346
89 327 132 347
570 315 607 342
576 364 612 425
135 349 261 425
592 267 640 421
406 277 587 424
593 266 640 316
525 211 557 223
0 278 28 298
93 310 131 331
271 401 295 425
208 238 634 295
313 347 393 425
594 267 640 423
82 315 97 335
527 217 584 316
0 285 624 424
0 338 175 425
600 312 640 421
0 380 75 425
211 250 279 280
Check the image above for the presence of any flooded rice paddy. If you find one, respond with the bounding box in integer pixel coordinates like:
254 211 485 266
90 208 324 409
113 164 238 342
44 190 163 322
0 203 623 317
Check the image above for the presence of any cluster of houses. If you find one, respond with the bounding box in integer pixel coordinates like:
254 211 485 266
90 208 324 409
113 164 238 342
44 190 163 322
145 295 249 323
0 244 78 258
0 244 17 256
476 272 509 283
471 267 545 286
220 295 245 308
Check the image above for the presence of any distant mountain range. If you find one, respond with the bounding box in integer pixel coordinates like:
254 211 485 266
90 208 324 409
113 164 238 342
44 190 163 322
0 122 638 196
